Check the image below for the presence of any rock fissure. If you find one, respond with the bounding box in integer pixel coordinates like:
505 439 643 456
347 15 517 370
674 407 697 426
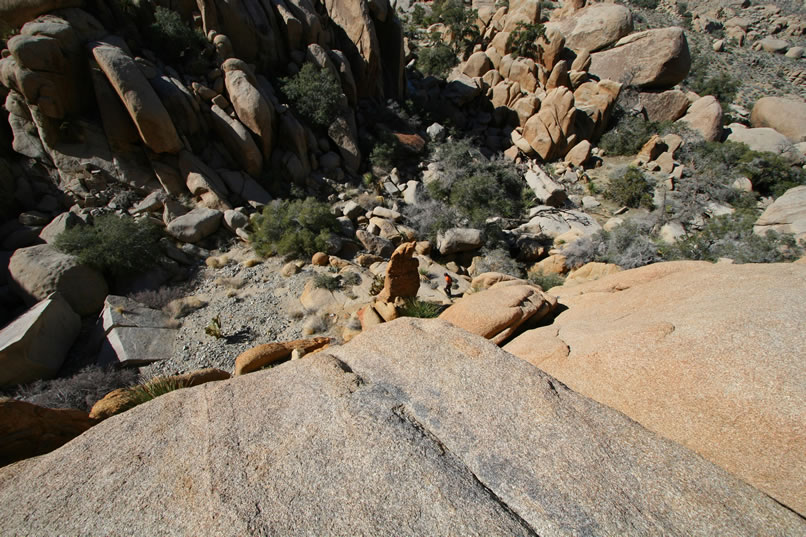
391 403 542 537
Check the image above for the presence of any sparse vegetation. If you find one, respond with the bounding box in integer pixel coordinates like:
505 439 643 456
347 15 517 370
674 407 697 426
128 286 186 310
54 214 162 277
369 273 385 296
119 376 190 412
598 112 667 156
628 0 659 8
281 63 342 128
685 53 740 114
249 198 341 259
205 314 224 338
563 220 661 269
604 166 654 209
7 366 140 413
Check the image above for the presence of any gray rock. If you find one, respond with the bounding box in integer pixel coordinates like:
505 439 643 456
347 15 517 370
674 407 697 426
371 206 401 221
166 207 223 243
0 319 803 535
523 168 567 207
223 209 249 233
356 229 394 257
403 180 427 206
0 293 80 388
336 216 355 237
726 124 799 161
8 244 108 316
95 295 178 366
426 122 446 141
342 200 363 220
437 227 484 255
753 36 789 53
519 207 601 239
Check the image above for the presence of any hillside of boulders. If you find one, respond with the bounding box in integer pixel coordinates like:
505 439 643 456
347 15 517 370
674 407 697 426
1 0 806 532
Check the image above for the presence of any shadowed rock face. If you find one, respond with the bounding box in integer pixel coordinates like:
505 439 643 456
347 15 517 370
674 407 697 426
0 318 803 536
505 260 806 516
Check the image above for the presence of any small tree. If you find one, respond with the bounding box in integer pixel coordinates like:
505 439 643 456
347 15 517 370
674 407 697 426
506 22 546 62
54 214 162 276
281 63 342 128
249 198 341 259
605 166 654 209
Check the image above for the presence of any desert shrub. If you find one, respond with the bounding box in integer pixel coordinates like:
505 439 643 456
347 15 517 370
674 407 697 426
9 366 140 412
628 0 659 8
342 271 362 286
128 286 186 310
735 150 806 198
472 248 524 277
507 21 546 62
398 298 443 318
527 270 565 290
249 198 341 259
598 113 665 156
281 63 342 128
660 212 802 263
402 198 464 242
369 273 385 296
313 273 343 291
146 7 207 66
563 220 661 269
605 166 654 209
54 214 162 276
685 53 740 112
416 43 458 77
427 139 524 227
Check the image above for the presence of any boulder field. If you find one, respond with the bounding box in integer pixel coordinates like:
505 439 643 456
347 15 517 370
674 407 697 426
0 319 803 535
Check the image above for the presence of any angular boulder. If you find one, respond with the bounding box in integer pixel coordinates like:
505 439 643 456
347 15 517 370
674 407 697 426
522 86 577 160
639 89 692 122
95 295 180 367
0 293 80 388
8 244 108 316
439 281 557 344
324 0 381 97
504 261 806 515
750 96 806 142
356 229 394 258
222 59 275 159
0 318 802 535
208 103 263 177
589 27 691 89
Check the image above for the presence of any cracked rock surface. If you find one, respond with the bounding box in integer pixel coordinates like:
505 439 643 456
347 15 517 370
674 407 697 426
0 318 802 536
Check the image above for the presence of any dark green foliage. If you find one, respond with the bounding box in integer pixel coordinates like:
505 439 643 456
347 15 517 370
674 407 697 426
506 21 546 62
281 63 342 128
146 7 207 66
660 212 802 263
54 214 162 276
429 0 480 56
598 113 666 156
7 366 140 412
313 273 343 291
416 43 458 77
426 139 524 227
736 150 806 198
605 166 654 209
398 298 443 318
527 270 565 290
249 198 341 259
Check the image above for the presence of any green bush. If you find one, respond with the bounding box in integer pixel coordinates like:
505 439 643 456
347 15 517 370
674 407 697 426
249 198 341 259
527 270 565 290
506 21 546 61
427 0 480 56
146 7 207 66
685 53 740 112
736 149 806 198
660 211 802 263
398 298 443 318
119 376 190 413
281 63 342 128
313 273 343 291
416 43 458 77
54 214 162 276
605 166 654 209
599 113 666 156
426 139 524 227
